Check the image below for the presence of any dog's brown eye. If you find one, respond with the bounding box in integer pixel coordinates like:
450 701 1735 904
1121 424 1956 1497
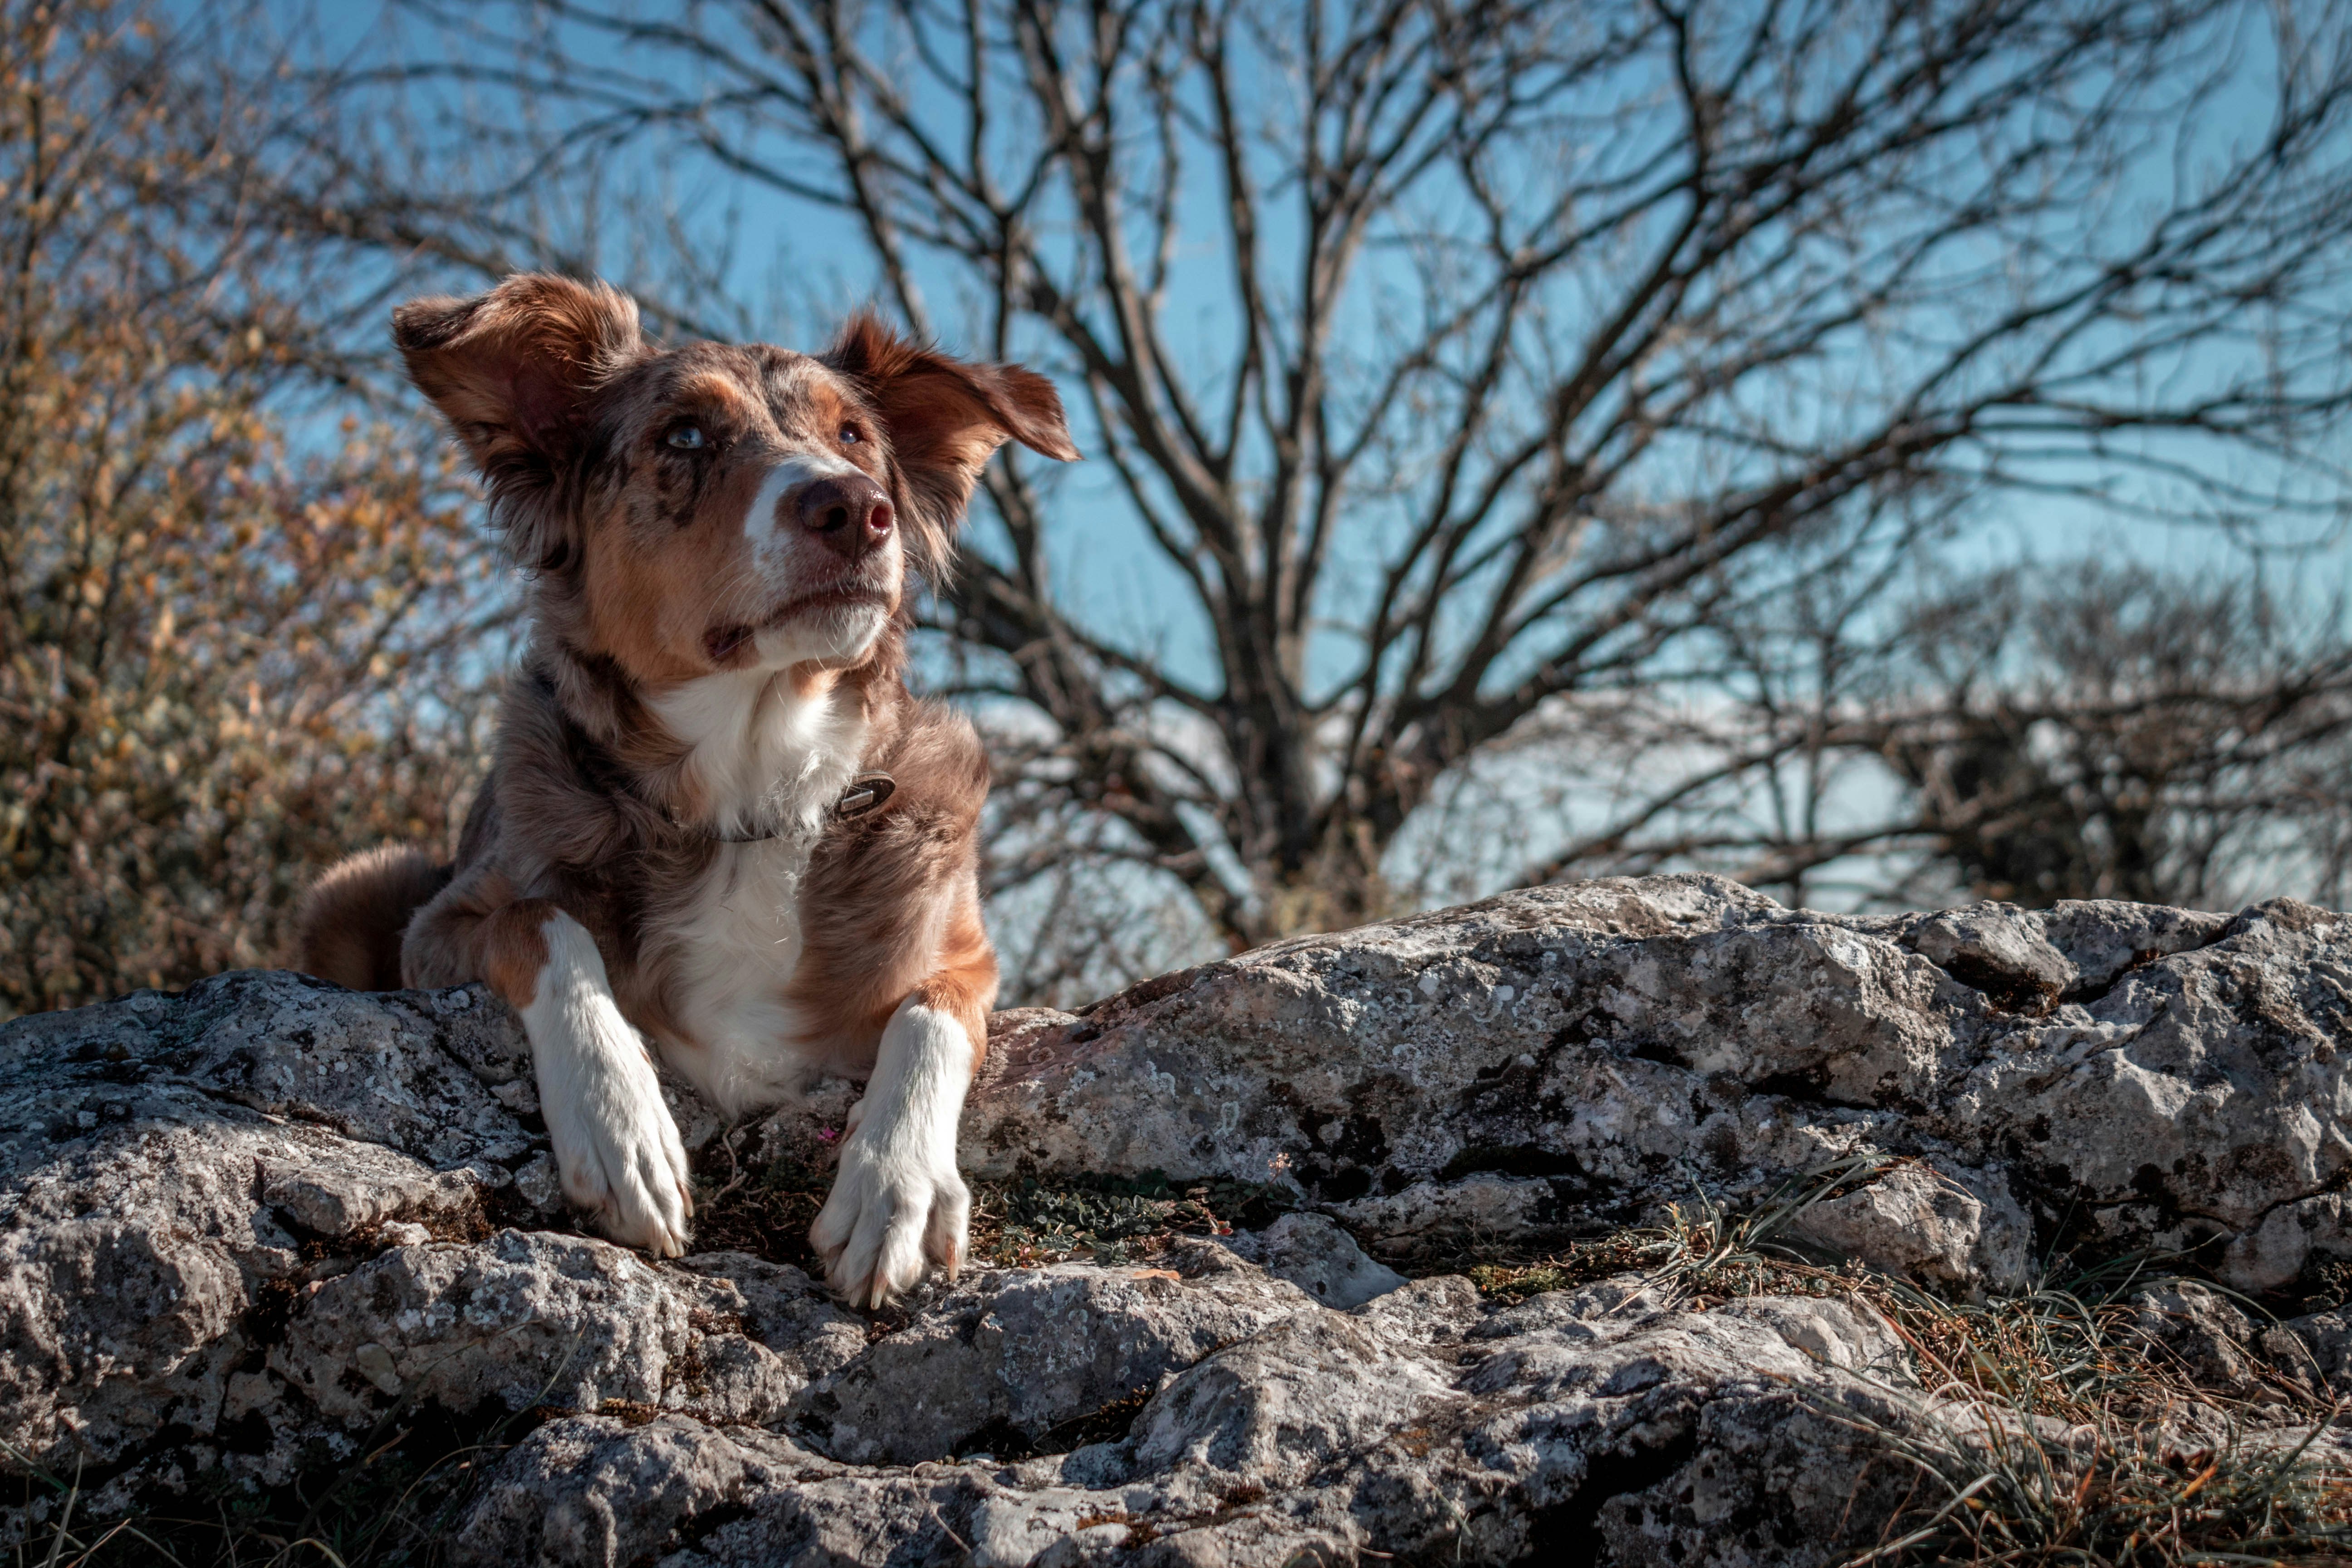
667 425 708 451
838 425 860 445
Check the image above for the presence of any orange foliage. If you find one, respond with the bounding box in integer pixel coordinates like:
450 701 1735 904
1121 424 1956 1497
0 2 500 1015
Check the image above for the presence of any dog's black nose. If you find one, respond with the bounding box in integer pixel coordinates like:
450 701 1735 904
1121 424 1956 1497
797 473 894 556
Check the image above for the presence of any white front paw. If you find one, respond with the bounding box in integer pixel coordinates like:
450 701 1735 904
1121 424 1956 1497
515 911 695 1258
537 1024 694 1258
810 999 976 1307
809 1125 969 1308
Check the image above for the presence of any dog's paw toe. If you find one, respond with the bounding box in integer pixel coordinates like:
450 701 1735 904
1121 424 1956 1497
602 1157 692 1257
552 1084 693 1258
812 1142 968 1308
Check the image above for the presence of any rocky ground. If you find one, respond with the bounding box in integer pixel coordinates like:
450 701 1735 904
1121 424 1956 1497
7 875 2352 1563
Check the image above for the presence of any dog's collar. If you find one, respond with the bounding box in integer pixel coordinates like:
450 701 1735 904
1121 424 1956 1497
692 772 897 843
532 666 896 843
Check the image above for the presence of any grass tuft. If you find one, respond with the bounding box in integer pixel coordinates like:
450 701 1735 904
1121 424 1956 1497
1840 1408 2352 1566
1455 1158 2352 1566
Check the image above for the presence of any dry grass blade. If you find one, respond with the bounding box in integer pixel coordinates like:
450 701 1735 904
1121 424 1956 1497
1850 1411 2352 1566
1823 1281 2352 1566
1452 1164 2352 1567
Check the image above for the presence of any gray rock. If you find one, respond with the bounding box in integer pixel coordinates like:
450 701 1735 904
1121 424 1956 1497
450 1280 1940 1568
447 1415 818 1568
275 1229 850 1431
8 877 2352 1562
0 970 859 1494
1128 1305 1457 1486
1595 1384 1935 1568
0 971 534 1477
1218 1211 1407 1308
259 1142 494 1238
510 1150 565 1215
967 878 2352 1294
792 1245 1313 1465
1785 1160 2033 1297
1329 1173 1582 1265
2287 1308 2352 1397
2041 899 2230 994
1709 1295 1910 1375
674 1250 871 1372
2114 1280 2327 1407
2125 1281 2260 1388
2223 1191 2352 1292
1905 902 2076 1011
1475 1272 1674 1334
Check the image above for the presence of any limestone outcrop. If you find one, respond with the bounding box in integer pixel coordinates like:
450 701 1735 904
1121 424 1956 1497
5 875 2349 1563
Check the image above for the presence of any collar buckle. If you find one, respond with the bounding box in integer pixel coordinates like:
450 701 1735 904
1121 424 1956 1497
834 772 896 820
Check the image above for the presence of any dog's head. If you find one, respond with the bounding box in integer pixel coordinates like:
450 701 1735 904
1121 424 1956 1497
394 274 1076 684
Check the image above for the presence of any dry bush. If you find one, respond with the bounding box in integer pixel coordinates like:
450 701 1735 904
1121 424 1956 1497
0 1 500 1017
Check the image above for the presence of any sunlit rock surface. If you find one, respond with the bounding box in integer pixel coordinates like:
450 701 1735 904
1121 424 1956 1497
5 875 2350 1563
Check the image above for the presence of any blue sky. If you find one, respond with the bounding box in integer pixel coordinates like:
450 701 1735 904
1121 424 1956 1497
224 0 2352 943
265 0 2352 665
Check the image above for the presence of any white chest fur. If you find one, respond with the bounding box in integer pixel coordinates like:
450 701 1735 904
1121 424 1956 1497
643 666 867 1116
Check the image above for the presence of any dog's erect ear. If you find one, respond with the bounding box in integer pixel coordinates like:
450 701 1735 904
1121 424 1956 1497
823 311 1078 580
393 274 645 573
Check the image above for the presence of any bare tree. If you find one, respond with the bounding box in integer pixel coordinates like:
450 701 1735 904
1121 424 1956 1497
1877 568 2352 908
276 0 2352 949
1530 559 2352 911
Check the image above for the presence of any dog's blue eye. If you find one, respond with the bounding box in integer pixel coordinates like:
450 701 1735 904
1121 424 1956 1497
839 426 860 445
667 425 707 451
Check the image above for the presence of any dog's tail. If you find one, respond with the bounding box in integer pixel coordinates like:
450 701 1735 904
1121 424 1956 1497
294 846 453 991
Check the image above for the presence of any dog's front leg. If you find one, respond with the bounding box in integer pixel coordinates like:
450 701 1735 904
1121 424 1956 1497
811 996 976 1307
481 902 693 1256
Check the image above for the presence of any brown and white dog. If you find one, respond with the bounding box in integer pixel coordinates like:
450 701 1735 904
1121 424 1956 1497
295 274 1076 1307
